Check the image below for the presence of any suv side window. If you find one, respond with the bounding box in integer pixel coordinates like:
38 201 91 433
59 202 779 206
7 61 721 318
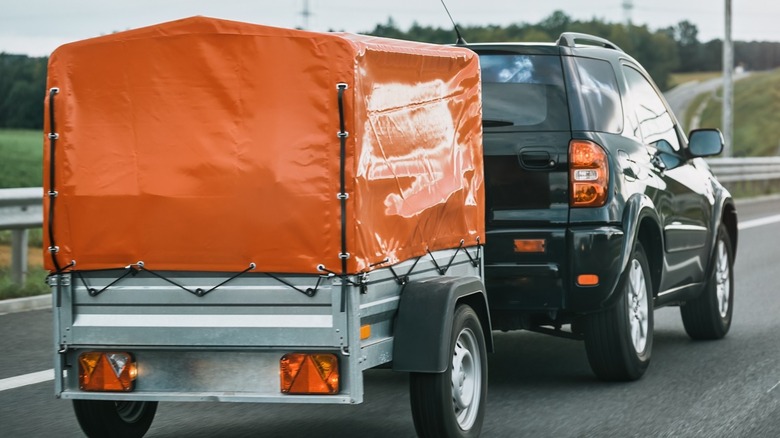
622 66 681 151
565 57 623 134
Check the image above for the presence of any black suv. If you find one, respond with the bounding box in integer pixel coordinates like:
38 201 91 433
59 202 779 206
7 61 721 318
470 33 738 381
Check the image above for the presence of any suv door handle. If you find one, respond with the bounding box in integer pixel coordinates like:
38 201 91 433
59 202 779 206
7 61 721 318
519 151 555 170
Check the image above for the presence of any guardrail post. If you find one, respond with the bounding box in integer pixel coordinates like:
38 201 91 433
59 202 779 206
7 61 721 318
11 229 29 285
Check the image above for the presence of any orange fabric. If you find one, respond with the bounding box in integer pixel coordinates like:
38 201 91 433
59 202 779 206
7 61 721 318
43 16 483 274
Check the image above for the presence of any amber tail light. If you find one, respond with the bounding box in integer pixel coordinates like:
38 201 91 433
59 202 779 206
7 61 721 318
79 352 137 392
570 140 609 207
280 353 339 395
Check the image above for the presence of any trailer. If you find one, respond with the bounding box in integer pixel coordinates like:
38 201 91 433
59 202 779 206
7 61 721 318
44 17 490 437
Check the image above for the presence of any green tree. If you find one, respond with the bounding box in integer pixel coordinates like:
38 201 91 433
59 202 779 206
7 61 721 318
667 21 702 72
539 10 572 38
0 53 48 129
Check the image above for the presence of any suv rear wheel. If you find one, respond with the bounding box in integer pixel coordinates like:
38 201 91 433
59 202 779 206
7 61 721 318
584 242 653 381
680 224 734 339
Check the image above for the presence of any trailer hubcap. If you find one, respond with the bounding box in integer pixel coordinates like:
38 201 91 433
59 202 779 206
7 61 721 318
451 327 481 429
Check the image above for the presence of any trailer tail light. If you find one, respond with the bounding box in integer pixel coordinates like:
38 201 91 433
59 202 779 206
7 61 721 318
79 352 137 392
280 353 339 394
570 140 609 207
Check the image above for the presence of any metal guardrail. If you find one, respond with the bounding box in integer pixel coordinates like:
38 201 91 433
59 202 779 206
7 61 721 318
706 157 780 183
0 187 43 228
0 188 43 285
1 157 778 285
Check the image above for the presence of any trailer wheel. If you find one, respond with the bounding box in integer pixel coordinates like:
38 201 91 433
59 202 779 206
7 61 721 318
73 400 158 438
410 304 487 438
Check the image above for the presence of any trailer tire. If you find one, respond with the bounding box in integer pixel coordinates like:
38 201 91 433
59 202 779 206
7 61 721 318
410 304 487 438
73 400 158 438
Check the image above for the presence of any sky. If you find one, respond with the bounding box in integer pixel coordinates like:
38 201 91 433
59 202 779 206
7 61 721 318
1 0 778 57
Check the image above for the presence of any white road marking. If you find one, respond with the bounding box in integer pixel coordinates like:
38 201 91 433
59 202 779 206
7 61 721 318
738 214 780 230
0 369 54 392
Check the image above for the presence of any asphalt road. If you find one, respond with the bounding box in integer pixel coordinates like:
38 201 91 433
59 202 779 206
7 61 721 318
1 196 779 437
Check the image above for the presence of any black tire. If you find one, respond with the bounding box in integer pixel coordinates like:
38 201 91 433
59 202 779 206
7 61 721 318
73 400 158 438
681 224 734 340
409 304 487 438
584 242 653 381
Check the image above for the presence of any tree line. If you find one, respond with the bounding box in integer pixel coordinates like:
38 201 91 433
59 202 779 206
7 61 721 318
2 11 780 129
365 11 780 89
0 53 47 129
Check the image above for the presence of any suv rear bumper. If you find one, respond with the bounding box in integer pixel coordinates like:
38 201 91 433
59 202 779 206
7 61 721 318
484 225 625 315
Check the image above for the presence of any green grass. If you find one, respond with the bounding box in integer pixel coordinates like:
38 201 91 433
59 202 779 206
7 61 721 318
0 128 43 188
0 267 49 299
682 92 711 133
668 71 722 89
0 238 47 300
0 228 43 246
0 128 46 299
695 69 780 157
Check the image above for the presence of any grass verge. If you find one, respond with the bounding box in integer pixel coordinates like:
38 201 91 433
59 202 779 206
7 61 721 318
668 71 721 89
0 267 49 299
692 69 780 157
0 242 48 300
0 128 43 188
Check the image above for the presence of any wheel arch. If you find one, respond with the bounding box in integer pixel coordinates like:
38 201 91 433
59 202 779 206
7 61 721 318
720 200 738 257
617 194 663 299
392 276 493 373
636 216 663 298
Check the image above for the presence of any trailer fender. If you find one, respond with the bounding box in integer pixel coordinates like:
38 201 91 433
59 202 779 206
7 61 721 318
391 276 493 373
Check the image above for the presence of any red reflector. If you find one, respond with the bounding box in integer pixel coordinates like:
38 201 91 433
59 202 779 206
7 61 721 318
577 274 599 286
280 353 339 395
514 239 546 253
79 352 137 392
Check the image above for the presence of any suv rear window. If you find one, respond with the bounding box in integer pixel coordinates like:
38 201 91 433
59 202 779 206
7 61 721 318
479 54 570 131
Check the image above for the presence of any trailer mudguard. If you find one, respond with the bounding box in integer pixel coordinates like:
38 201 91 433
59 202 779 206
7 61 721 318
392 276 493 373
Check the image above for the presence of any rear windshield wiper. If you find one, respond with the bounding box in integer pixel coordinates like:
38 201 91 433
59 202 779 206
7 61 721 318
482 119 515 127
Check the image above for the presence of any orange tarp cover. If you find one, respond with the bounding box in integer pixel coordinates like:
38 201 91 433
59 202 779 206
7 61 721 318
43 16 483 274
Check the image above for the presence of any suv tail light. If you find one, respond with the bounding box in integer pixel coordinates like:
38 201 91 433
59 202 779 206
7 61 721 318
569 140 609 207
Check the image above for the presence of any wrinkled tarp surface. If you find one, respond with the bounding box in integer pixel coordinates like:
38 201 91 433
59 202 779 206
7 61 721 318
43 16 484 274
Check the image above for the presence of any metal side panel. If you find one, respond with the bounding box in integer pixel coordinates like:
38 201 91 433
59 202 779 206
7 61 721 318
54 271 362 404
58 271 345 348
355 246 483 371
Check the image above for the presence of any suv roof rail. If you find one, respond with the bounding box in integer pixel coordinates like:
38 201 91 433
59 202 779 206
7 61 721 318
556 32 624 53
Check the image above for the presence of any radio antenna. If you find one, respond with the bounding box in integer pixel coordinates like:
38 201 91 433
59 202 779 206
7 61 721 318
440 0 467 45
